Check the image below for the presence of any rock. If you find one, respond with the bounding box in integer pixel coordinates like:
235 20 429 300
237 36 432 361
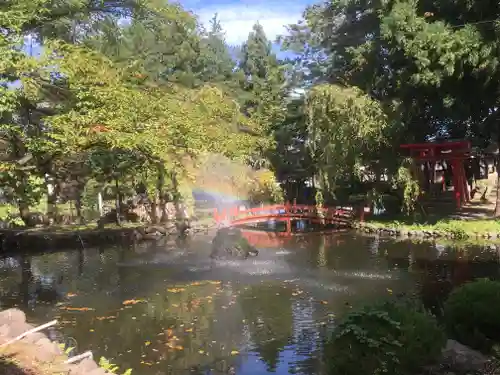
21 332 47 344
33 338 60 362
144 225 167 234
441 339 489 373
70 358 99 374
8 322 34 338
88 368 109 375
0 324 11 340
143 232 162 240
0 308 26 325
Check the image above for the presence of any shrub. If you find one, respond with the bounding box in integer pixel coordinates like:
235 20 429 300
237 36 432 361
325 301 445 375
443 278 500 352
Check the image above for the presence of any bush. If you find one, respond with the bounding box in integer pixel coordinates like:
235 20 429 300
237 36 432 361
325 301 445 375
443 278 500 352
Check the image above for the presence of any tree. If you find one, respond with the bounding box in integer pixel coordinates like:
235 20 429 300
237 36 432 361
237 23 288 169
282 0 500 214
198 13 237 85
306 84 389 203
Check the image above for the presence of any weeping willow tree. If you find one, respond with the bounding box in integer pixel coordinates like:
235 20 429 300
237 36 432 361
306 84 422 213
306 84 389 201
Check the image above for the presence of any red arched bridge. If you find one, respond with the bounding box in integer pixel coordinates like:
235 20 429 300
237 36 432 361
213 203 356 234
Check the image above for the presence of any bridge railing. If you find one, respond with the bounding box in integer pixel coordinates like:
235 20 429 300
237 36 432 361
213 203 356 224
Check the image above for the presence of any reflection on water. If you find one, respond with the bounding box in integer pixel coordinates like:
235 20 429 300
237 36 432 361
1 232 500 374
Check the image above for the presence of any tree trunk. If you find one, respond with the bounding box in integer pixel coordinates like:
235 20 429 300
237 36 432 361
494 156 500 217
45 173 58 221
114 178 121 226
150 197 158 224
171 172 185 227
18 200 31 226
157 166 168 223
75 184 83 225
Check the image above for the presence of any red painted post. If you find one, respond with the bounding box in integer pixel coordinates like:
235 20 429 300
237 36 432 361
286 218 292 235
452 160 462 208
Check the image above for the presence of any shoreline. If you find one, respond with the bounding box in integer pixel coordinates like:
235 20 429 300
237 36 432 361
0 219 218 254
354 220 500 241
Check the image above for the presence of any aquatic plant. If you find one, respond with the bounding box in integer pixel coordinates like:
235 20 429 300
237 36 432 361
99 357 132 375
443 278 500 352
325 300 445 375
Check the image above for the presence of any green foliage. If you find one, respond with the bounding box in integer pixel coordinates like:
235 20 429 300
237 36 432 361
247 170 284 204
306 84 389 198
393 163 421 214
444 279 500 352
99 357 132 375
326 301 445 375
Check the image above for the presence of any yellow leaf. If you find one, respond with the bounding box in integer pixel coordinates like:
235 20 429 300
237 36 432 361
145 341 151 346
230 350 239 355
198 350 205 354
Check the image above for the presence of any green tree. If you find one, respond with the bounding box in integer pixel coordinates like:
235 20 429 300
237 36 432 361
282 0 500 213
306 84 389 203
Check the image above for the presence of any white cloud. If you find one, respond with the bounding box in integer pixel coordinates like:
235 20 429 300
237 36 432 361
193 3 305 45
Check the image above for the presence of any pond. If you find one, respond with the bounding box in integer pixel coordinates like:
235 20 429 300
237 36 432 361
0 231 500 375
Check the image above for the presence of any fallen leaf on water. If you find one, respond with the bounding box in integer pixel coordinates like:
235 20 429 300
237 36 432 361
175 345 184 350
230 350 239 355
61 307 95 311
171 304 179 308
221 306 228 309
320 300 328 305
386 288 393 294
89 329 94 332
208 281 221 285
123 299 146 305
198 350 205 354
66 293 77 297
132 317 137 320
185 328 193 332
145 341 151 346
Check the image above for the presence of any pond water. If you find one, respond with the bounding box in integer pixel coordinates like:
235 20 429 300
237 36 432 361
1 231 500 375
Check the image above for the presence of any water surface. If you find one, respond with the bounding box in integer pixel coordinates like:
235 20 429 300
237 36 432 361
0 231 499 375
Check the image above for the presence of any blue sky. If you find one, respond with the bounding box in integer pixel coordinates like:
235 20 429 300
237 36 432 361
177 0 314 46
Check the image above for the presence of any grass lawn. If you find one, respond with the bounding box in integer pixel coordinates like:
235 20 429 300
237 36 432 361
363 215 500 236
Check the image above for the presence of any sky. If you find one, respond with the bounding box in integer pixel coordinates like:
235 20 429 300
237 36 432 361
177 0 314 46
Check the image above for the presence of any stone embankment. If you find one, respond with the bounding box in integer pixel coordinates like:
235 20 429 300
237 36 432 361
0 219 217 253
0 309 111 375
354 222 500 241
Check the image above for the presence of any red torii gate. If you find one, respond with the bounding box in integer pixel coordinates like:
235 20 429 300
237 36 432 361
400 140 471 208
